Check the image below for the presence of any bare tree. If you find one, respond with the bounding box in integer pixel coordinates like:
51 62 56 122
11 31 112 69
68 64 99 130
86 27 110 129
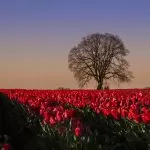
68 33 134 89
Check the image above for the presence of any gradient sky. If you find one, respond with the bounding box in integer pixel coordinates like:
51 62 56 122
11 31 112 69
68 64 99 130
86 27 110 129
0 0 150 89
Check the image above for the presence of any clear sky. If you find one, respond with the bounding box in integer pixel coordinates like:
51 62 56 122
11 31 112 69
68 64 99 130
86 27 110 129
0 0 150 89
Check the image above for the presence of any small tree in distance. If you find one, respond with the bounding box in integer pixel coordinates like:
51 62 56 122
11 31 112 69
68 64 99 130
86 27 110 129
68 33 134 89
57 87 70 90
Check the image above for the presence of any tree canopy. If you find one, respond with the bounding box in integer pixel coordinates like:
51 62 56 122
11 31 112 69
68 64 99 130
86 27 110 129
68 33 134 89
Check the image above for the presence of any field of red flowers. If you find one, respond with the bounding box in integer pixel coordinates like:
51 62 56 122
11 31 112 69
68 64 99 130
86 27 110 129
0 89 150 150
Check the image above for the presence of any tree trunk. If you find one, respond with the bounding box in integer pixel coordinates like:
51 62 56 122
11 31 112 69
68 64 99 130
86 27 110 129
97 82 103 90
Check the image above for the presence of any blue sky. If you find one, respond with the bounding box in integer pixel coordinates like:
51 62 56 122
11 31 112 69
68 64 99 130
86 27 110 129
0 0 150 89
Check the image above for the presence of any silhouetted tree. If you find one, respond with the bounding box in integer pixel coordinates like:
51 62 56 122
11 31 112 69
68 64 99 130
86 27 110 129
144 87 150 89
68 33 133 89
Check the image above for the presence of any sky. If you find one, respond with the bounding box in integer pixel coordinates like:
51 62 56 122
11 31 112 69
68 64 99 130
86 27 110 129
0 0 150 89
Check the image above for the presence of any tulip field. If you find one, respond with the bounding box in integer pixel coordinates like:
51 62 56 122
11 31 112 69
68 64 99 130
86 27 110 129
0 89 150 150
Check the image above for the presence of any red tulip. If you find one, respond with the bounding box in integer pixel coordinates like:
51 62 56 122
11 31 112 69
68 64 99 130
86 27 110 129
56 112 63 121
111 109 119 120
142 112 150 124
2 144 11 150
75 127 82 137
49 116 56 125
